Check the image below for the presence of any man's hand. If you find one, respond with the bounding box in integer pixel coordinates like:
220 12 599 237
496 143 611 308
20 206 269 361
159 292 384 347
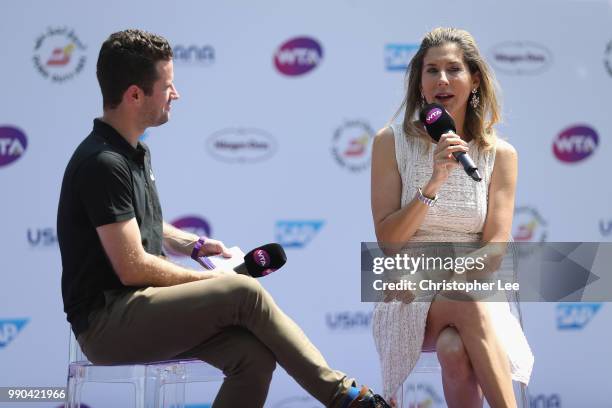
196 238 232 258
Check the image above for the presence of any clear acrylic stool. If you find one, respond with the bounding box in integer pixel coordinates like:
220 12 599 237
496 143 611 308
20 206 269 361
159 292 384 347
65 330 224 408
396 350 528 407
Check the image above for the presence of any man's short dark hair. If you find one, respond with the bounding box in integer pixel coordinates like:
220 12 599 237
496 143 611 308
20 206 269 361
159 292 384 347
97 29 173 109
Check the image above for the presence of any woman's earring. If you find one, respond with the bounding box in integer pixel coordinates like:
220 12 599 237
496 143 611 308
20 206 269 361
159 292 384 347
470 88 480 109
421 94 426 107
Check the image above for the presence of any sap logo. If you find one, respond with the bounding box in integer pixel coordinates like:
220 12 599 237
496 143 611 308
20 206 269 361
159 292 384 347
556 303 602 330
326 311 372 331
173 45 215 65
553 125 598 163
489 41 552 75
275 221 324 248
530 393 561 408
0 126 28 167
385 43 419 71
274 37 323 76
206 128 277 163
27 227 58 247
0 319 29 348
425 108 442 124
600 219 612 237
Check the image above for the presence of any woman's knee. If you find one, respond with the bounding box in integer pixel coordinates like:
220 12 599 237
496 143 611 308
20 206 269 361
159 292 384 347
436 326 472 380
439 298 490 331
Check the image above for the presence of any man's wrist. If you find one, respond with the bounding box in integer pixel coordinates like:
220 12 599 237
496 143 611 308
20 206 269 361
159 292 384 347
191 236 207 260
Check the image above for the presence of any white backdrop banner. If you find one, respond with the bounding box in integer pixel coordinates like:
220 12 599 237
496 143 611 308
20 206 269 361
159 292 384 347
1 0 611 406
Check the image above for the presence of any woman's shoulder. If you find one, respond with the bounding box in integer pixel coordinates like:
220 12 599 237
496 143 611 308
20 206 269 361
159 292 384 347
493 137 518 162
375 126 395 141
373 126 396 155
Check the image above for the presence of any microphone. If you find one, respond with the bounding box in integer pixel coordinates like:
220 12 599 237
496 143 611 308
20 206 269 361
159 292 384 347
419 103 482 182
234 243 287 278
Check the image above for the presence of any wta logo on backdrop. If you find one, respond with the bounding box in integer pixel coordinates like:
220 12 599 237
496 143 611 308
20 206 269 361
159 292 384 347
0 126 27 168
33 27 87 82
274 36 323 76
0 319 28 349
553 125 598 163
331 120 374 172
166 216 212 257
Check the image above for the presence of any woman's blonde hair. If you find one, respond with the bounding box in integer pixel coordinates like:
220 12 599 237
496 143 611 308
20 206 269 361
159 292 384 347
395 27 501 149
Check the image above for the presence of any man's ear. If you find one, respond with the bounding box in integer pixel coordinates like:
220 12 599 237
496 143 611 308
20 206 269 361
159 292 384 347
123 85 144 107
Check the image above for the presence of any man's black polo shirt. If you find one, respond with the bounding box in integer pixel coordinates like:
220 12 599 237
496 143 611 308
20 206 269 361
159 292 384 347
57 119 164 336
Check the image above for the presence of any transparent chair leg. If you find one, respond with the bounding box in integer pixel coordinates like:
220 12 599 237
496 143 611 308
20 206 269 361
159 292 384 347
134 377 147 408
398 380 529 408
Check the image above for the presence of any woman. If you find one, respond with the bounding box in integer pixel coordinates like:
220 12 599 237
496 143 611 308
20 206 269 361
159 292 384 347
370 27 533 407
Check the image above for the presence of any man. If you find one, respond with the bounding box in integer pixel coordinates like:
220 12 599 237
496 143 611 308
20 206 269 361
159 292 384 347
57 29 390 408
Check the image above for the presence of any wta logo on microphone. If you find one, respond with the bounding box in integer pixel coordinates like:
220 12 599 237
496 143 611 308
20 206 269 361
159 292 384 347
253 249 275 276
425 108 443 124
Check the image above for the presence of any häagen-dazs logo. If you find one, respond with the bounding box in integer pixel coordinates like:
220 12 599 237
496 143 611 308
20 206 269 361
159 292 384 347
331 120 374 172
166 216 212 257
553 125 598 163
0 126 27 167
489 41 552 75
425 108 442 124
274 37 323 76
33 27 86 82
207 128 277 163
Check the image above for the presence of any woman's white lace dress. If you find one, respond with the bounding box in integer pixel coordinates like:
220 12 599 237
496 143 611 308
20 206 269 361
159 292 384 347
372 124 534 398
